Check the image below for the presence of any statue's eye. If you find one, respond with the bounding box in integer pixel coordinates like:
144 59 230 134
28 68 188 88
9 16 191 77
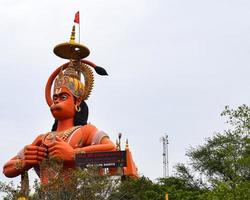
53 96 58 101
61 94 68 101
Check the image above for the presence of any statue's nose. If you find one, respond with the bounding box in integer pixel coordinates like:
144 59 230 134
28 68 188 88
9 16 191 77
54 99 60 104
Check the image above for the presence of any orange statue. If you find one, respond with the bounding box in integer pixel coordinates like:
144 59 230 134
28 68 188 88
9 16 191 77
3 25 138 184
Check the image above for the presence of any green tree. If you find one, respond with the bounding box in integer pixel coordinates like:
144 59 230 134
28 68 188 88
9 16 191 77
1 158 120 200
109 176 163 200
157 177 206 200
176 105 250 199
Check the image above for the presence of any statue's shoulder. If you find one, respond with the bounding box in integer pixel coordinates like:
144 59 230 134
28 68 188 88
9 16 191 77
79 124 97 132
78 124 98 143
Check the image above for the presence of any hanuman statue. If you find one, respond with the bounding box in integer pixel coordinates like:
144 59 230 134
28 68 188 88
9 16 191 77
2 25 132 184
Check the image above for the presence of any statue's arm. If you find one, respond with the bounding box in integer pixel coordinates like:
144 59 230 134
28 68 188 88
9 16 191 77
47 125 116 165
3 156 29 178
80 137 116 153
3 135 47 178
73 125 116 154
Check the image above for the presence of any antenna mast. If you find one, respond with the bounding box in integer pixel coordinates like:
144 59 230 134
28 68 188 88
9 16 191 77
160 134 169 178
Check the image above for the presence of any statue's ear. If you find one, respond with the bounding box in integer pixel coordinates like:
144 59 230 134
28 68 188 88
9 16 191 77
75 97 82 106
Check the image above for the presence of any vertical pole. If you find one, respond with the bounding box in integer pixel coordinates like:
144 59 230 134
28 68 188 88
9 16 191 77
165 192 169 200
161 135 166 178
163 136 166 178
20 171 29 198
118 133 122 151
161 134 169 178
166 135 169 177
78 11 80 43
79 22 80 43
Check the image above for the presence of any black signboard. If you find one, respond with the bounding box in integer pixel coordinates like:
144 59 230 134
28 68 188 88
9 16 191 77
75 151 127 168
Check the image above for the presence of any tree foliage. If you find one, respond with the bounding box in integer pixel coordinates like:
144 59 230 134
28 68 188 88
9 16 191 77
109 176 163 200
1 158 120 200
176 105 250 199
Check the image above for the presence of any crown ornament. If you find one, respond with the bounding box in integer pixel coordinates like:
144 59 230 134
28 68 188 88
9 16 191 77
45 25 108 106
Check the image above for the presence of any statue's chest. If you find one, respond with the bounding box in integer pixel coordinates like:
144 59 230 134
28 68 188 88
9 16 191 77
42 126 87 149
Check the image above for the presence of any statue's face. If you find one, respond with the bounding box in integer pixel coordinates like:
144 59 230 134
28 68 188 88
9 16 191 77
50 87 76 120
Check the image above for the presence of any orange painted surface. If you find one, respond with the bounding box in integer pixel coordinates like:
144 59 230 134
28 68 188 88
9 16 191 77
123 148 138 177
3 61 138 183
3 87 116 183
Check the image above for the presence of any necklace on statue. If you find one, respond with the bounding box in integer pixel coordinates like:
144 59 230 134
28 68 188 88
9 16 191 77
42 126 81 146
56 126 81 140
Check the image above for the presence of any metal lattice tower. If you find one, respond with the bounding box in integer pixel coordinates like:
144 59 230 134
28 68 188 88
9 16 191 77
160 134 169 178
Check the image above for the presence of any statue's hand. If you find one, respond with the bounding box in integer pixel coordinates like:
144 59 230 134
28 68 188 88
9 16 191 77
47 137 74 162
22 145 47 167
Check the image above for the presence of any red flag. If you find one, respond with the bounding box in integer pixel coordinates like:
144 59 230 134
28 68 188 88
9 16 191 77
74 11 80 24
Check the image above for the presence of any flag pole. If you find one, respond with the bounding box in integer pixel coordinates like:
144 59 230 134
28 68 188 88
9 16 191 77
74 11 80 43
79 17 80 43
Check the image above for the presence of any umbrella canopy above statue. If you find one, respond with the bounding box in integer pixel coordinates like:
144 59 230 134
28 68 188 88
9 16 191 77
53 25 90 60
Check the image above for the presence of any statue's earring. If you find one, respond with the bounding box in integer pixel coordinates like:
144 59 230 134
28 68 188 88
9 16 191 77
75 105 81 112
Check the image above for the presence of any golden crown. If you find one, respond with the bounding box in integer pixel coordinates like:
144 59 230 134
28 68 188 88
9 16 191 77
53 60 94 100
